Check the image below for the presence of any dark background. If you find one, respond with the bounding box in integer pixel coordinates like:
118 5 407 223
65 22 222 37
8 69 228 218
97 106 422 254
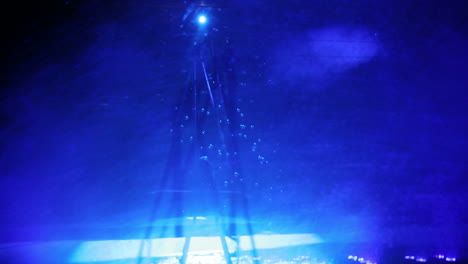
1 0 467 254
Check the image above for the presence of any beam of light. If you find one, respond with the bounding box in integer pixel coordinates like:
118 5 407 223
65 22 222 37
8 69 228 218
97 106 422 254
198 15 207 24
70 233 322 262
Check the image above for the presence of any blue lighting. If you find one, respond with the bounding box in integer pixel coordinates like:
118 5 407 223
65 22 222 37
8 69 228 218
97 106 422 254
198 15 207 24
70 233 322 262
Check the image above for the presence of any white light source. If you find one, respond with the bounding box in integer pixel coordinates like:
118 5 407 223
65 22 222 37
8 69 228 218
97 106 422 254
198 15 207 24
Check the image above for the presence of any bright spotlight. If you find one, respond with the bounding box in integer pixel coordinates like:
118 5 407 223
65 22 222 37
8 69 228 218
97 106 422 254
198 15 207 24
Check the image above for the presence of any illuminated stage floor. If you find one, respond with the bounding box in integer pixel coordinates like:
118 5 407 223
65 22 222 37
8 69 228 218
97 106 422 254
0 239 343 264
1 216 466 264
1 239 466 264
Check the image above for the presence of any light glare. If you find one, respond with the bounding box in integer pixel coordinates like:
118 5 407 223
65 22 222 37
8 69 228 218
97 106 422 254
198 15 207 24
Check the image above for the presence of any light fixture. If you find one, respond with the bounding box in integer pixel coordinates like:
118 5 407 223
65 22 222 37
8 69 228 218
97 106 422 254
198 15 207 24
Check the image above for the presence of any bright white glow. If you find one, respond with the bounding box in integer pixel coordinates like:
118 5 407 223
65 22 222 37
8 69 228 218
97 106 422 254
70 237 235 262
238 233 322 250
70 233 322 262
188 253 224 264
198 15 207 24
185 216 207 220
